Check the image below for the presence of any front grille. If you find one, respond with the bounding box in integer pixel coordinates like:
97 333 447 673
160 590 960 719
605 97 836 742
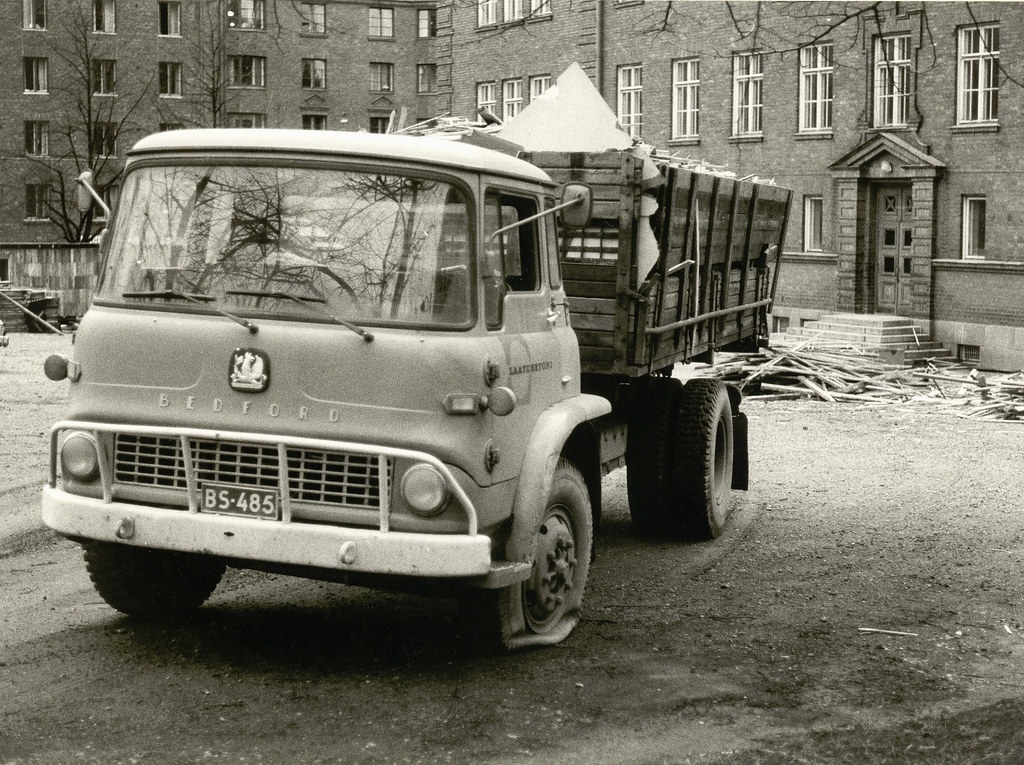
113 433 388 508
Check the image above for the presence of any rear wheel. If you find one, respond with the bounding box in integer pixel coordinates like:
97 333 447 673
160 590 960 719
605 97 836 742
461 459 592 652
82 542 225 619
625 376 680 535
671 378 735 540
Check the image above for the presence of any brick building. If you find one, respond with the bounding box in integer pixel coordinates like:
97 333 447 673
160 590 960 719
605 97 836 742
3 1 1024 366
1 0 443 248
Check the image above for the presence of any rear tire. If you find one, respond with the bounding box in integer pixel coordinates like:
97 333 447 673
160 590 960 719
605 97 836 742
625 377 680 535
82 542 226 619
671 378 735 540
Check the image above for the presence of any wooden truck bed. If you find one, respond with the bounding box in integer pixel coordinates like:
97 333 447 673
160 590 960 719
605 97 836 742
525 150 792 378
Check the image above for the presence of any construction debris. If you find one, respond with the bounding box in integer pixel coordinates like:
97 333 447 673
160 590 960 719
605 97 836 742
702 338 1024 422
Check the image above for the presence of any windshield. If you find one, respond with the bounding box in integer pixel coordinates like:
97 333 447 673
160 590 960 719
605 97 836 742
97 163 474 328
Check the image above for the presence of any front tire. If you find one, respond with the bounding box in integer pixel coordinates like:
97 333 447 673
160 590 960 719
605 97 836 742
82 542 226 619
461 459 593 652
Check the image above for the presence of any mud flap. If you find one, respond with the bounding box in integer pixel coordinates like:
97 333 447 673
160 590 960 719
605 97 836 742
731 411 749 491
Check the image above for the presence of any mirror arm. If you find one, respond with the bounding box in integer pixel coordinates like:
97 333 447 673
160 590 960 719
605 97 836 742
76 171 112 219
487 192 588 242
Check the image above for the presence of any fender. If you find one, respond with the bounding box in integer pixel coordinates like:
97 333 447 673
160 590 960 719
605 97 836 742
506 393 611 564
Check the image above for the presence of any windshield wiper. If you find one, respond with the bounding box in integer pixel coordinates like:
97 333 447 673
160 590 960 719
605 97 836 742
122 290 258 334
225 289 373 343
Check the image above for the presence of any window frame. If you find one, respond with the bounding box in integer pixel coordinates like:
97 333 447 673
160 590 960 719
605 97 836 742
483 189 542 330
23 57 49 93
529 75 551 101
91 121 117 157
370 62 394 92
158 61 182 97
502 78 523 120
873 34 912 128
957 24 999 125
92 58 117 95
302 58 327 90
504 0 525 22
227 112 266 128
961 196 986 259
229 55 267 88
94 0 115 33
369 7 394 37
477 81 497 114
23 0 46 30
617 64 643 140
24 121 49 157
478 0 497 27
732 52 763 137
158 1 181 36
799 43 833 133
302 114 327 130
25 183 52 221
418 8 436 37
417 63 437 94
671 57 700 140
236 0 265 30
803 196 824 252
300 2 326 34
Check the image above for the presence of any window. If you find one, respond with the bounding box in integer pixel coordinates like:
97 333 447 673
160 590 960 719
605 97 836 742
732 52 763 136
302 58 326 89
25 184 51 221
504 0 525 21
874 34 911 127
91 122 117 156
23 57 48 93
228 112 266 128
803 196 823 252
302 114 327 130
23 0 46 29
229 56 266 87
418 8 436 37
417 64 437 93
478 0 497 26
94 0 115 32
617 65 643 139
236 0 265 29
958 24 999 124
158 1 180 35
531 0 552 16
92 59 116 95
24 121 48 156
483 191 541 328
159 122 183 131
477 82 497 115
799 44 833 132
503 79 523 120
962 197 986 259
369 7 393 37
369 116 390 133
370 62 393 92
301 3 326 34
529 75 551 100
671 58 699 139
159 62 182 97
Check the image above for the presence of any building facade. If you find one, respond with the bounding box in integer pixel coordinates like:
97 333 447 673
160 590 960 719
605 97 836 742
1 0 443 250
3 1 1024 366
433 0 1024 368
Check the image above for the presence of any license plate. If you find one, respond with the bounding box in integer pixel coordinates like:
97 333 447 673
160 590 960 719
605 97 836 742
200 483 280 521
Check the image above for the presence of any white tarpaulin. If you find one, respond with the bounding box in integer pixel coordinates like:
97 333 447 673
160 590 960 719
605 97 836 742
497 63 634 152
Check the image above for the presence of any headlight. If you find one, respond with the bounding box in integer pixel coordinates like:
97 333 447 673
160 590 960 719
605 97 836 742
401 464 449 517
60 432 101 482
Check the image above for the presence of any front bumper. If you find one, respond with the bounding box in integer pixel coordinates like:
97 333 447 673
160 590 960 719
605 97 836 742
43 485 493 577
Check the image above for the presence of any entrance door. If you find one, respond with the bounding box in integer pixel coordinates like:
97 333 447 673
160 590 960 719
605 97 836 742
875 185 913 313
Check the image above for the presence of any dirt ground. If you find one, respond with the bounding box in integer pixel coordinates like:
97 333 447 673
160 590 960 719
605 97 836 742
1 333 1023 764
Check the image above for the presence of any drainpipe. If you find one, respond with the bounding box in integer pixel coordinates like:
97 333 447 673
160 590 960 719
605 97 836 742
595 0 605 98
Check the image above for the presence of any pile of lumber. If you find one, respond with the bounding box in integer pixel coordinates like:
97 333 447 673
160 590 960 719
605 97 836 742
704 343 1024 422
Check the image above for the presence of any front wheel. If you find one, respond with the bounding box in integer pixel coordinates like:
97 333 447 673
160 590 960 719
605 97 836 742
461 459 593 652
82 542 226 619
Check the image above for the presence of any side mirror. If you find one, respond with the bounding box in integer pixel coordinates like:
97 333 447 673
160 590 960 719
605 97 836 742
76 171 95 213
560 183 592 229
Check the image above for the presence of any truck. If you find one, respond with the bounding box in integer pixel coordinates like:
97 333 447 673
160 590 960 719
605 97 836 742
41 129 790 651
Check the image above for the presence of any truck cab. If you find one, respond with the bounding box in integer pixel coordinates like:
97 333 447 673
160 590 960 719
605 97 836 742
42 130 608 650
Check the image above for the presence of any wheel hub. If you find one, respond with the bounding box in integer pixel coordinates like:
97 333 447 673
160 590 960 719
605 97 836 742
524 510 577 630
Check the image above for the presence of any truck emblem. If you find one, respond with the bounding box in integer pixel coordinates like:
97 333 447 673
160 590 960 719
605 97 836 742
229 348 270 392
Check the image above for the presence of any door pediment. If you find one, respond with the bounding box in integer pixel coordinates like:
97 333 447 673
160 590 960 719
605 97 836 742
830 132 945 179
